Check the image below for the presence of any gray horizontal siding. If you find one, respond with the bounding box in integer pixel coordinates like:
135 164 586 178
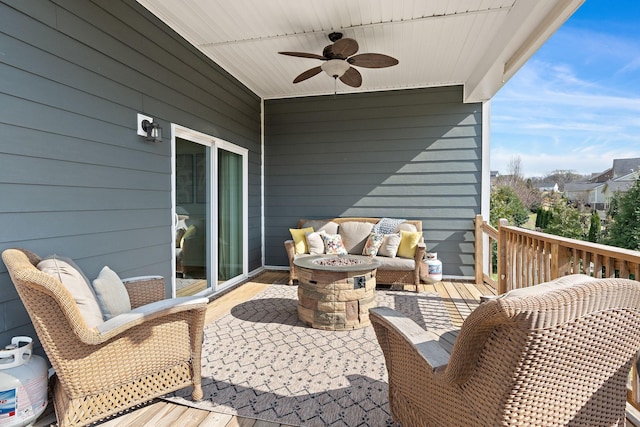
0 0 261 348
264 86 482 277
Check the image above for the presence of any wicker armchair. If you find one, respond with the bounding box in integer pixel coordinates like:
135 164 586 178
2 248 208 427
370 276 640 426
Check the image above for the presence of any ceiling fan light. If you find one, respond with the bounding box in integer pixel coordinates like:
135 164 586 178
321 59 350 78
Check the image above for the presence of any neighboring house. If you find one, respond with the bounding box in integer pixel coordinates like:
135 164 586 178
564 158 640 210
0 1 583 346
537 182 559 193
601 171 640 203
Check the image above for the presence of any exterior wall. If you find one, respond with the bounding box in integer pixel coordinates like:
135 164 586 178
0 0 261 346
264 86 482 277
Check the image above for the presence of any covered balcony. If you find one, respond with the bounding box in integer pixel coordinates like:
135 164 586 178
25 219 640 426
4 0 640 426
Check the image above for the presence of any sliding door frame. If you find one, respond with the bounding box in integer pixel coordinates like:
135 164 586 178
171 124 249 297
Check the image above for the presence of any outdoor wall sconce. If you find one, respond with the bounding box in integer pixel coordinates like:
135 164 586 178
141 119 162 143
137 113 162 143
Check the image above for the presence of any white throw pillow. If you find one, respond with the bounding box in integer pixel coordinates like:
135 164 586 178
37 255 104 328
377 234 401 258
305 230 326 255
92 266 132 320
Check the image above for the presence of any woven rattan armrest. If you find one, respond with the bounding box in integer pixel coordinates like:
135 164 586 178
370 306 450 372
284 240 297 285
94 296 208 342
122 275 166 308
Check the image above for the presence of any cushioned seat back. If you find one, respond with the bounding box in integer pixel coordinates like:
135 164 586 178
338 221 374 254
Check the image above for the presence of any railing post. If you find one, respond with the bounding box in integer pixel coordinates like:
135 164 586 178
498 218 509 294
474 214 484 285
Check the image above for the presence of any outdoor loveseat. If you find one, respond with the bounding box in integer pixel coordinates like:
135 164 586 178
285 217 426 291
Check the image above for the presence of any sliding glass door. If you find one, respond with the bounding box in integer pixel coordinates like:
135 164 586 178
217 149 243 281
173 127 247 297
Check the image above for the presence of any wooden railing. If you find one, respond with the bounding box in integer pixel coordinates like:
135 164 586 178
495 218 640 294
474 215 498 289
474 214 640 410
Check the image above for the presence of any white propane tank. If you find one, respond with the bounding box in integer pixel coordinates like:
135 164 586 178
0 337 48 427
424 252 443 283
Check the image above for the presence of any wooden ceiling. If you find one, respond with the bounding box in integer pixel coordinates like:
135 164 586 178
136 0 584 102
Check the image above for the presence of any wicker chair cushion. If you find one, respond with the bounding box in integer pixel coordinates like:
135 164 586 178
289 227 314 254
503 274 597 298
339 221 374 254
397 230 423 259
37 255 104 328
377 233 401 258
96 295 208 335
92 266 132 320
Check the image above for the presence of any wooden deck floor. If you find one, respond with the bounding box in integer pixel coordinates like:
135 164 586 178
33 271 638 426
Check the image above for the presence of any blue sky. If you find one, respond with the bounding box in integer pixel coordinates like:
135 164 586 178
490 1 640 178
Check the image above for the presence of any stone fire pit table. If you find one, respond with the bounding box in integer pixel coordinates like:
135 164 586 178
294 255 380 331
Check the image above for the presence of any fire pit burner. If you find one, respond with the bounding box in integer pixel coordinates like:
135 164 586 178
312 257 365 267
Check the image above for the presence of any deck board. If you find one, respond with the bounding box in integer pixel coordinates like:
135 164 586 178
32 271 639 427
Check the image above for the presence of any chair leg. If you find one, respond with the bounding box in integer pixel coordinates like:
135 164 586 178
191 384 203 401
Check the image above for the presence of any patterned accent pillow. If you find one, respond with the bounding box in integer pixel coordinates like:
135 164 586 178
362 233 385 256
321 233 348 255
373 217 406 235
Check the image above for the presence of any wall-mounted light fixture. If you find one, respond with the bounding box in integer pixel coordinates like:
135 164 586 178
137 113 162 143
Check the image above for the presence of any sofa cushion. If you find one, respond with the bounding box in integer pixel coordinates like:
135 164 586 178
322 233 348 255
300 220 339 235
289 227 314 254
339 221 374 254
37 255 104 328
375 256 415 271
92 266 132 320
305 230 326 255
362 233 385 256
397 230 423 259
377 233 401 258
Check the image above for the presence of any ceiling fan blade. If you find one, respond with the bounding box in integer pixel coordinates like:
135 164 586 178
339 67 362 88
349 53 399 68
279 51 326 60
293 66 323 83
330 38 359 58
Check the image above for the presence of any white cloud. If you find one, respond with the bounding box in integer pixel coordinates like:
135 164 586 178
491 42 640 178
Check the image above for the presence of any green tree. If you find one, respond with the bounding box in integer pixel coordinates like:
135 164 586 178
606 178 640 250
587 211 601 243
490 186 529 227
543 196 584 239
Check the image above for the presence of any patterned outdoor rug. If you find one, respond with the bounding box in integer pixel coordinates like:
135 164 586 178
165 284 454 426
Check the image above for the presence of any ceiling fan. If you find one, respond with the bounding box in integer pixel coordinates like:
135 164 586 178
278 32 398 88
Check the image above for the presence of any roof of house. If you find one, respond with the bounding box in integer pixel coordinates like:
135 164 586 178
564 182 601 192
612 158 640 179
136 0 584 101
